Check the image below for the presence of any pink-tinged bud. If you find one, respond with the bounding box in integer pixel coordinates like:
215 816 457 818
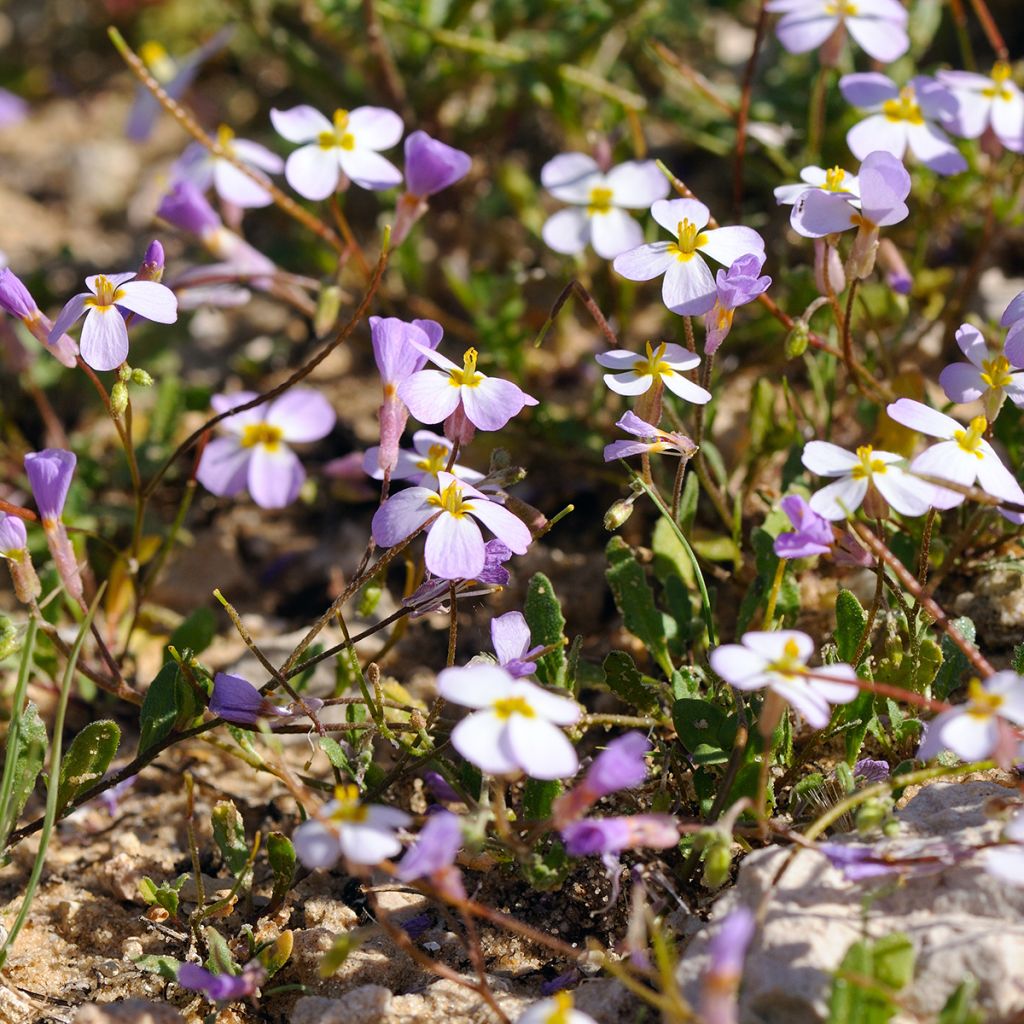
847 223 880 281
443 404 476 446
0 268 38 319
45 519 84 604
139 239 165 282
562 814 678 855
813 239 845 296
877 238 911 296
698 908 755 1024
0 513 40 604
391 192 429 247
377 393 407 474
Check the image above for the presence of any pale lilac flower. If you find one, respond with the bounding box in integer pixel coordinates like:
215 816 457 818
540 153 669 259
517 994 597 1024
293 784 410 868
370 316 442 474
24 449 83 602
270 105 402 199
840 73 965 175
0 88 28 128
774 494 834 558
196 389 336 509
938 63 1024 153
817 842 905 880
126 30 233 141
372 471 531 581
398 345 538 443
363 430 483 488
980 811 1024 885
396 810 465 899
48 271 177 372
699 907 755 1024
1003 291 1024 365
774 164 860 209
603 411 697 462
173 127 284 208
596 342 711 403
553 732 651 826
393 131 472 244
801 440 935 520
0 512 39 604
853 757 890 783
178 962 265 1002
919 672 1024 762
209 672 290 724
437 664 582 779
561 814 678 856
613 198 765 316
886 398 1024 508
940 323 1024 420
488 611 544 677
766 0 909 63
0 514 28 560
704 253 772 354
710 630 858 729
0 268 78 367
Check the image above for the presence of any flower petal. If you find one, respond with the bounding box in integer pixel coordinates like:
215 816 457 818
939 362 985 405
604 160 670 209
398 370 462 424
541 152 602 203
338 148 403 191
846 14 909 62
507 715 579 779
840 72 898 108
698 226 765 267
872 466 937 517
461 376 535 431
438 663 516 707
590 208 643 259
451 712 518 775
424 512 486 579
465 497 532 555
285 144 341 201
651 198 709 235
116 281 177 324
266 389 336 442
80 307 130 371
348 106 404 150
248 444 304 508
491 611 532 665
709 643 770 688
270 105 332 143
48 293 88 344
801 440 861 477
371 486 436 547
213 159 274 207
847 114 908 162
886 398 959 439
196 438 252 497
662 257 716 316
541 207 591 255
612 242 675 282
808 476 868 520
604 371 652 396
660 371 712 404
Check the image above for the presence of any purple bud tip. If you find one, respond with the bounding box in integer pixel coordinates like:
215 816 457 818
145 239 165 269
0 268 39 320
404 130 472 198
0 512 29 555
24 448 77 523
157 181 222 236
209 672 288 725
585 732 650 797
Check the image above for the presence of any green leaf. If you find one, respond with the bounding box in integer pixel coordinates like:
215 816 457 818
672 698 735 754
211 800 250 878
934 617 975 700
168 608 216 658
319 928 370 978
671 666 701 699
320 736 353 774
937 977 983 1024
827 932 915 1024
523 778 561 820
134 954 181 980
138 662 189 755
605 537 672 677
204 926 239 976
2 703 47 836
55 720 120 815
523 572 567 689
837 689 876 765
602 651 661 713
835 590 867 664
266 833 296 915
258 930 293 977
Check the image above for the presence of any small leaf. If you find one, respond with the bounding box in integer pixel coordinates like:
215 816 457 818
937 977 983 1024
835 590 867 664
55 720 120 815
266 833 296 915
524 573 567 689
205 926 239 977
168 608 216 658
258 930 293 977
827 932 915 1024
134 954 181 980
319 928 371 977
319 736 353 774
211 800 250 878
523 778 561 821
606 537 673 677
2 703 47 835
603 651 661 713
933 617 974 700
138 663 186 755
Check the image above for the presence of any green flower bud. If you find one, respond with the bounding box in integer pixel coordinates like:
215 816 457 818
118 364 133 382
701 838 733 889
131 369 154 387
856 796 892 835
785 320 810 359
110 381 129 417
604 497 636 531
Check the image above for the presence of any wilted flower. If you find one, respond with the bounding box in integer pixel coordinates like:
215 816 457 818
173 127 284 208
801 440 935 520
596 342 711 404
939 323 1024 421
24 449 83 603
49 271 177 372
919 672 1024 763
561 814 678 855
766 0 909 63
517 993 597 1024
540 153 669 259
402 539 512 616
704 253 772 354
270 105 403 198
437 664 582 779
393 131 472 244
177 961 266 1002
196 389 336 509
698 907 755 1024
603 411 697 462
363 429 483 488
613 198 765 316
853 758 890 784
773 494 833 558
293 784 410 868
938 63 1024 153
710 630 858 729
840 73 965 175
886 398 1024 508
553 731 651 828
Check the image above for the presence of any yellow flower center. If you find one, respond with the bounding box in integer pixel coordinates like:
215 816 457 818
953 415 987 459
768 637 806 679
427 480 473 518
84 274 127 310
850 445 888 480
983 62 1014 100
139 41 176 82
240 422 285 451
587 186 615 216
415 443 450 476
882 86 924 125
330 784 369 823
966 677 1004 719
216 123 236 154
546 993 575 1024
448 348 484 388
825 0 858 13
824 166 847 191
632 340 676 380
493 695 535 721
318 109 356 151
668 219 708 261
981 355 1013 389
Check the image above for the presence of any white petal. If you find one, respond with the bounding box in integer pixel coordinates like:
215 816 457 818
511 680 581 725
698 226 765 267
872 466 937 518
661 372 712 404
651 198 709 235
939 711 997 762
662 257 716 316
247 444 304 508
743 630 813 662
266 389 336 442
285 145 341 201
604 160 670 208
438 664 516 708
604 371 653 396
801 440 860 477
79 307 129 371
339 822 402 865
847 115 908 162
347 106 404 150
709 644 770 688
270 105 332 143
116 281 177 324
507 715 578 779
451 712 518 775
540 153 602 204
612 242 675 282
808 476 868 520
213 159 273 208
424 511 486 579
589 208 643 259
338 148 403 191
886 398 959 439
541 207 590 255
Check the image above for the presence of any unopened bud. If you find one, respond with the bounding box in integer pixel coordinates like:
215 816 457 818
785 320 810 359
110 381 129 417
138 239 165 282
7 551 41 605
314 285 342 337
118 364 133 382
604 497 636 531
131 368 153 387
701 838 733 889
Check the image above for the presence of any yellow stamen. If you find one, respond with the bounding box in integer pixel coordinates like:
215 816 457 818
139 41 176 82
953 415 988 459
240 422 285 451
668 219 708 261
983 62 1014 100
587 186 614 216
882 86 924 125
427 480 473 518
546 992 575 1024
330 783 369 823
415 443 450 476
824 166 847 191
448 348 484 388
632 340 675 380
493 695 535 721
768 637 807 679
83 274 127 310
216 124 236 153
980 355 1013 389
850 445 888 480
965 677 1004 718
824 0 858 13
318 109 356 150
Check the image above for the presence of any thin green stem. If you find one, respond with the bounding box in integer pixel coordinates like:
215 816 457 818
0 618 38 846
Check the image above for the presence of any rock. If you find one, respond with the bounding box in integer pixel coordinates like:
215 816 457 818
72 1000 184 1024
676 781 1024 1024
289 987 392 1024
389 977 533 1023
951 567 1024 650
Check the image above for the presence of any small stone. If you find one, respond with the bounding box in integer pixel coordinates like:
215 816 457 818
73 1000 185 1024
289 986 392 1024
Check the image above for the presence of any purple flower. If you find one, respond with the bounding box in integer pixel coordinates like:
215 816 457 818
423 771 460 804
141 240 165 281
404 131 471 198
0 88 28 128
817 842 916 881
878 239 912 295
372 471 531 580
396 810 463 881
209 672 290 725
177 962 265 1002
940 323 1024 420
24 449 76 525
586 732 651 796
0 268 78 367
604 411 697 463
840 73 965 175
0 512 39 604
196 389 336 509
704 253 771 354
398 345 538 444
0 513 28 557
766 0 908 63
852 758 890 784
371 316 443 474
773 495 833 559
489 611 544 677
158 180 223 237
49 272 178 372
402 539 512 615
699 907 755 1024
561 814 678 856
173 127 284 208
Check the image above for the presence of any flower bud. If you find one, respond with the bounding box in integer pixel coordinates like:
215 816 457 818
138 239 165 282
110 381 129 417
118 364 132 382
701 837 733 889
604 496 636 531
131 368 154 387
855 796 891 835
314 284 342 338
785 320 810 359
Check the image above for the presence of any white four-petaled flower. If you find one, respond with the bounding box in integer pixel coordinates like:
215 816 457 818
919 672 1024 763
596 341 712 404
